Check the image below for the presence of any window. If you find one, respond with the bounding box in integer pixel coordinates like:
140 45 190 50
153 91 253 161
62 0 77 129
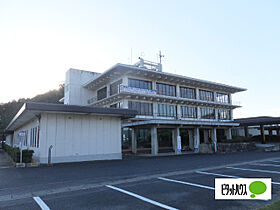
180 87 196 99
128 101 153 116
199 90 214 101
110 79 122 96
181 106 197 118
156 83 176 97
218 109 231 120
157 104 177 117
110 102 122 108
128 78 152 90
23 130 28 146
216 92 229 103
110 103 118 108
200 107 215 119
97 87 107 100
30 127 39 148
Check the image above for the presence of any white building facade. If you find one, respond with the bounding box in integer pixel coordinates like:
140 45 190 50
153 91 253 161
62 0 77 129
62 59 246 155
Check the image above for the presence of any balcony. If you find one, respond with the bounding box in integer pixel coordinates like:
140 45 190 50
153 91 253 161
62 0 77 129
88 85 241 109
87 85 157 104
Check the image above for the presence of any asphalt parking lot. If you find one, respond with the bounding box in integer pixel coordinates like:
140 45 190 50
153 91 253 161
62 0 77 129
1 156 280 209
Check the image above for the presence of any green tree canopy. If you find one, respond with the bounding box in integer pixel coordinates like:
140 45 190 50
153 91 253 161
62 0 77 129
0 84 64 130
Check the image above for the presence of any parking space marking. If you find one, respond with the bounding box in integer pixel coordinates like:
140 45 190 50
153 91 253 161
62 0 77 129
106 185 178 210
250 163 280 167
195 171 239 178
268 160 280 163
196 171 280 185
33 196 50 210
158 177 214 190
226 167 280 174
0 166 12 169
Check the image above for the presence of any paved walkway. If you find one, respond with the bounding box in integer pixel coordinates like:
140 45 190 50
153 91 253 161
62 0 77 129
0 149 13 168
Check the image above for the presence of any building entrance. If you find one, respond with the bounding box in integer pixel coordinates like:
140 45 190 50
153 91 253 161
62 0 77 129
157 128 173 153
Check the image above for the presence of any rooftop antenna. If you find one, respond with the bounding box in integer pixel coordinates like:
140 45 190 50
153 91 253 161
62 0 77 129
130 48 133 64
159 50 164 64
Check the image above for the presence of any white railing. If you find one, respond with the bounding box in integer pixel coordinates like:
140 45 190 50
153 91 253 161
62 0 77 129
87 85 157 104
120 85 157 95
87 84 242 107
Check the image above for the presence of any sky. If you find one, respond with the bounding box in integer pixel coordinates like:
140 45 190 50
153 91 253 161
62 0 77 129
0 0 279 118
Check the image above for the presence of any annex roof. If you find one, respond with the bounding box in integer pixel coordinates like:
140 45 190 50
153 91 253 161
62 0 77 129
6 102 137 131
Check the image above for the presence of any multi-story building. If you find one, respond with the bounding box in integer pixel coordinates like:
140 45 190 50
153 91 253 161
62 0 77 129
62 58 246 155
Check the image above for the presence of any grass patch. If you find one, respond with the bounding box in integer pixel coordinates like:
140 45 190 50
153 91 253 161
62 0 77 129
259 200 280 210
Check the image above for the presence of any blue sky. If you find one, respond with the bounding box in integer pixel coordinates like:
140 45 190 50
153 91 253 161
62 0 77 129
0 0 279 118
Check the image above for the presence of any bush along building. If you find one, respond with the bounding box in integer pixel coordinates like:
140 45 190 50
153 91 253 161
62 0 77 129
60 58 246 155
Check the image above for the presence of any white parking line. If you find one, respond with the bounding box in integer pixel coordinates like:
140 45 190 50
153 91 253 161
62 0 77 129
195 171 239 178
226 166 280 174
158 177 214 190
267 160 280 163
106 185 178 210
33 196 50 210
250 163 280 167
195 171 280 185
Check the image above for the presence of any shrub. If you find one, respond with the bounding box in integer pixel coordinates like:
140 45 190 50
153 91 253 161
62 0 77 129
3 144 34 163
220 136 250 143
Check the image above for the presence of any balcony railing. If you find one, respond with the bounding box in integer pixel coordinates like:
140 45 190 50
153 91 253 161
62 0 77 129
87 85 156 104
120 85 157 95
87 84 241 107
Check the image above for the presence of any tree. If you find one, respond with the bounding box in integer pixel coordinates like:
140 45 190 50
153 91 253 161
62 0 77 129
0 84 64 130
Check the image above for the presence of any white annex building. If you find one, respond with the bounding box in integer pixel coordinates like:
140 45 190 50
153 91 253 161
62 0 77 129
61 58 246 155
5 102 136 163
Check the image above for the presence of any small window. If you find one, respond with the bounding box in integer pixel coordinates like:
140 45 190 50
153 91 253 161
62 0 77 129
199 90 214 101
128 78 152 90
156 83 176 97
181 106 197 118
157 104 177 117
97 87 107 100
29 126 40 148
216 93 229 103
128 101 153 116
200 107 215 119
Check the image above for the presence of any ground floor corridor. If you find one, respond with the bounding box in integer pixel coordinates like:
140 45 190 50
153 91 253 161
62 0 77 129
121 126 233 155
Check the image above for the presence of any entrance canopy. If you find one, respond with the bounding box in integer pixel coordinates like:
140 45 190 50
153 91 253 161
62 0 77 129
234 116 280 144
234 116 280 126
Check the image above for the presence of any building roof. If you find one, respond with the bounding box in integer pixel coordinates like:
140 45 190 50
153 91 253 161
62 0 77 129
83 63 246 93
6 102 137 131
234 116 280 126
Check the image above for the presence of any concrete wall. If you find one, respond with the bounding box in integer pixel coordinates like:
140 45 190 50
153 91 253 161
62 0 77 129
39 113 122 164
64 69 100 106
